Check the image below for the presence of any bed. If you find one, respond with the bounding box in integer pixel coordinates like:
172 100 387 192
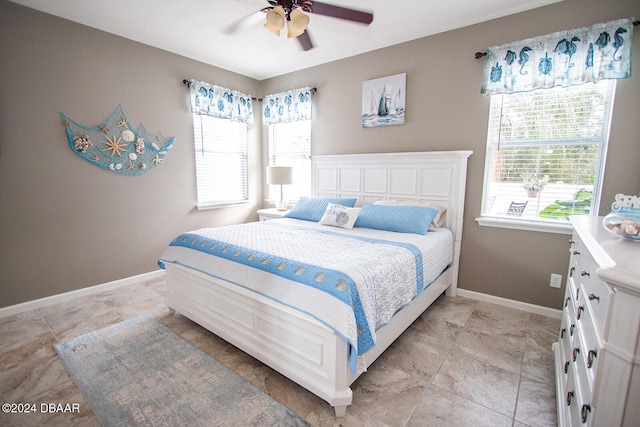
159 151 472 417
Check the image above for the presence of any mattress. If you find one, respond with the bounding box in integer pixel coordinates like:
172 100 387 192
159 218 453 372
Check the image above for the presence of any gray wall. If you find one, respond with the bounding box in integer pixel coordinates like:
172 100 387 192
1 0 638 309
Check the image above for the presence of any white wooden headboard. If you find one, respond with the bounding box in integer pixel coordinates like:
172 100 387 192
311 151 472 291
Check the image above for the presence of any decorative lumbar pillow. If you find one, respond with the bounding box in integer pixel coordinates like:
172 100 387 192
319 203 361 230
354 204 440 234
374 199 447 230
284 197 358 222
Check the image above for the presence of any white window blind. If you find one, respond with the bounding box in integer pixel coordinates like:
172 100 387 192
192 114 248 209
268 120 311 203
481 80 615 226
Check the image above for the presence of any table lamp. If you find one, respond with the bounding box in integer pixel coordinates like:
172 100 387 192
266 166 293 210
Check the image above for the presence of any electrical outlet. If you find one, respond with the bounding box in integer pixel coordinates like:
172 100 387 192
550 273 563 288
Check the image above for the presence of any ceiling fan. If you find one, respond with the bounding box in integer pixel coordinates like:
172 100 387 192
223 0 374 51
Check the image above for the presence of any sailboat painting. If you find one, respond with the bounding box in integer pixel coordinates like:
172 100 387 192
362 73 406 128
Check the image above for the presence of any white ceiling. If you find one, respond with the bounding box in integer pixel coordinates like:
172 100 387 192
9 0 562 80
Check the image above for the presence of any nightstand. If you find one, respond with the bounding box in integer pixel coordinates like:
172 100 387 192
257 208 288 221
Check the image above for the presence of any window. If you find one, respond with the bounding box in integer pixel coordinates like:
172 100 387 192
267 120 311 203
192 114 248 209
478 80 615 232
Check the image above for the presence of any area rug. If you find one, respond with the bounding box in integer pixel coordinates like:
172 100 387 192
54 313 309 427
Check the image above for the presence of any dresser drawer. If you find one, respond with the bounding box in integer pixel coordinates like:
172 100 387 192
566 272 579 314
573 314 596 397
559 310 573 379
565 362 593 427
570 235 612 337
581 276 611 337
559 366 592 427
577 283 603 385
564 363 579 426
563 282 579 344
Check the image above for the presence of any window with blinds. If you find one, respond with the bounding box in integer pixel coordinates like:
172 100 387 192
192 114 248 209
481 79 615 226
267 120 311 203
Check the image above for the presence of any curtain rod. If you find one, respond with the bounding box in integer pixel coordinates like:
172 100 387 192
474 19 640 59
182 79 317 102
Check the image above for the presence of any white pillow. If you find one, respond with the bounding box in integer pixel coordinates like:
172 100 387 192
319 203 361 230
373 199 447 230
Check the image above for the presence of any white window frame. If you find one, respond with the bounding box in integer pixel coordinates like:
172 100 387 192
476 80 616 234
267 120 311 206
192 114 248 210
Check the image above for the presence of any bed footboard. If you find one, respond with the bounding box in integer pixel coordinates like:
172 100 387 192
165 262 453 417
165 263 353 415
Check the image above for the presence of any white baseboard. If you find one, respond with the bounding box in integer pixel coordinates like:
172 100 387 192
457 288 562 319
0 270 166 318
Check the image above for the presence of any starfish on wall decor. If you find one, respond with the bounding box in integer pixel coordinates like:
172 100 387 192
102 134 128 157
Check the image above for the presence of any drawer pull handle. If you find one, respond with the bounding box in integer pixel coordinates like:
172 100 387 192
581 270 590 277
588 293 600 302
570 267 575 277
587 349 598 368
561 328 566 339
569 239 575 246
572 347 580 361
564 297 570 308
581 404 591 423
567 391 574 406
564 361 569 374
570 324 575 336
573 250 581 255
577 306 584 320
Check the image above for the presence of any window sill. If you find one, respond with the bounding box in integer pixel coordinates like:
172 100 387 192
475 216 573 235
196 200 250 210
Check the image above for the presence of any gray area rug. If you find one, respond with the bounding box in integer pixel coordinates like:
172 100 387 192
54 313 309 427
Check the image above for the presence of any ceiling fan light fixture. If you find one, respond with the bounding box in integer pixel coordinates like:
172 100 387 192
264 5 286 36
287 8 309 38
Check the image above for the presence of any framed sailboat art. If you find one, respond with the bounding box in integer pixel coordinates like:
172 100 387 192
362 73 406 128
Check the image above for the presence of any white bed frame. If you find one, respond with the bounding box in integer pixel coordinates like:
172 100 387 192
165 151 472 416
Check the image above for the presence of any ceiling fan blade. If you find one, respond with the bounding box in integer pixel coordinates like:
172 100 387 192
220 10 264 35
297 30 314 51
308 1 373 25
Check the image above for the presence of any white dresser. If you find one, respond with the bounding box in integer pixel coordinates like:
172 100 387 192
553 216 640 426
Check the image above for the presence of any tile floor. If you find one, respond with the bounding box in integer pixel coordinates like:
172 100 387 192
0 276 560 426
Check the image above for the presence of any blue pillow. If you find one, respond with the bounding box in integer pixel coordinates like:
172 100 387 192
354 204 439 234
284 197 358 222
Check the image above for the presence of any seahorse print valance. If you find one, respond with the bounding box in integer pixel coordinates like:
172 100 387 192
481 17 634 95
262 87 312 125
189 79 254 124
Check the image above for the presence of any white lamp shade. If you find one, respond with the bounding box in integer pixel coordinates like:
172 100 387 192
266 166 293 185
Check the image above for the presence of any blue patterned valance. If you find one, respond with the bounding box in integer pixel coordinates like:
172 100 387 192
481 18 634 95
189 79 253 124
262 87 312 125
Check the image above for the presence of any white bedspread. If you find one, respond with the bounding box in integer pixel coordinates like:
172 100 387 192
159 218 453 372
